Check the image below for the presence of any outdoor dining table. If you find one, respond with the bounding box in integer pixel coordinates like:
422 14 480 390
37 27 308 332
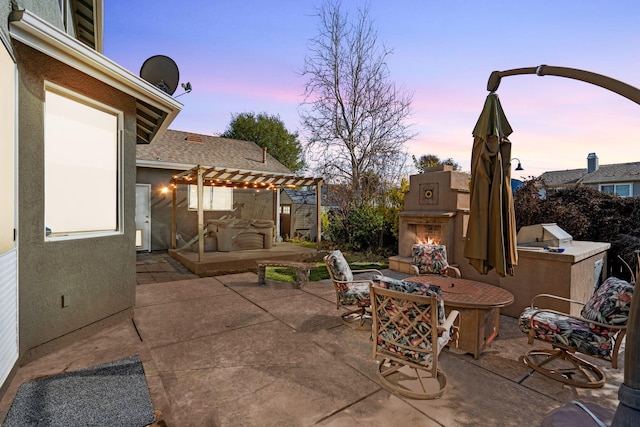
406 275 514 359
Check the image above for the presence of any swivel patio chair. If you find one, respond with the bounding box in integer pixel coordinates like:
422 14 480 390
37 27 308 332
411 244 461 278
323 250 382 330
519 276 634 388
371 275 459 399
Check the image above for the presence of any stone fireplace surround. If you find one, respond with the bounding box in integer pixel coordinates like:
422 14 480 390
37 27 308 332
390 165 470 274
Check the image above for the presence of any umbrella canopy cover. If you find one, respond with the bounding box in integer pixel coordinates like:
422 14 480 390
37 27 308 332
464 93 518 276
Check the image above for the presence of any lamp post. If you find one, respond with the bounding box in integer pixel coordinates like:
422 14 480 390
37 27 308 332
511 158 524 171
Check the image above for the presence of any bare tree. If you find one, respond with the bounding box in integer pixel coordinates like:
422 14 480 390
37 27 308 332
299 1 414 199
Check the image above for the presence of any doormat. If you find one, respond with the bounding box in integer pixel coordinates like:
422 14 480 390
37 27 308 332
2 355 155 427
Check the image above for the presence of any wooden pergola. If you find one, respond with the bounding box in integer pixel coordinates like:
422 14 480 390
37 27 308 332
169 165 323 261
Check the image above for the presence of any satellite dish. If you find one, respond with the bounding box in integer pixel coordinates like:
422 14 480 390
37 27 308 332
140 55 180 95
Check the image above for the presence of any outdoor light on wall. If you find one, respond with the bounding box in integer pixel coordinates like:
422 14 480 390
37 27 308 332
511 158 524 171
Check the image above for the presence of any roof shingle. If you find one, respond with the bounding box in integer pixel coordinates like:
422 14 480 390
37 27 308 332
137 129 292 174
540 162 640 187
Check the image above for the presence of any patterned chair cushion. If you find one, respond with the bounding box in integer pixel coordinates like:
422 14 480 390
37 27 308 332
372 275 450 364
412 244 449 275
519 307 613 359
325 250 353 282
325 250 370 307
340 282 370 307
581 277 633 328
372 275 446 324
377 324 451 364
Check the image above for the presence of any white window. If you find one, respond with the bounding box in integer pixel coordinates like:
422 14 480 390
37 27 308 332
600 183 632 198
188 185 233 211
44 85 122 239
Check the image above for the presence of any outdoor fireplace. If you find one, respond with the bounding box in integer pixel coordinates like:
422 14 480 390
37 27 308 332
389 165 470 274
414 224 442 245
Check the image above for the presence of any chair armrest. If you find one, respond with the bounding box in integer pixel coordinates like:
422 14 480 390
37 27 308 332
446 265 462 278
439 309 460 333
352 268 383 277
528 307 628 331
531 293 585 308
332 278 373 286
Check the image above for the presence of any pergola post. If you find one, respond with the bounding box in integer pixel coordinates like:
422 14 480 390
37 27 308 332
197 166 204 262
316 180 322 244
171 182 177 249
274 187 281 241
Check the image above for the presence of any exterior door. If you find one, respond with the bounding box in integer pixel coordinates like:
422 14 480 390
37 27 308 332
280 204 292 240
135 184 151 252
0 34 18 389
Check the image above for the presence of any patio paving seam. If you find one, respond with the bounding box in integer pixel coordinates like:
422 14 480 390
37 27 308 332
313 388 383 424
140 318 282 352
447 351 566 403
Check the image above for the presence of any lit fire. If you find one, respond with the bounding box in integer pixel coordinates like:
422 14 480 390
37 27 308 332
416 236 440 245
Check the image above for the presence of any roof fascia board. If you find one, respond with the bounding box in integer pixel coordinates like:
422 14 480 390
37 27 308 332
9 8 181 137
138 160 299 179
136 160 197 171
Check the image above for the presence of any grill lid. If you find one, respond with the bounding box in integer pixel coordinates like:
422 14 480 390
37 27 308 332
517 223 572 248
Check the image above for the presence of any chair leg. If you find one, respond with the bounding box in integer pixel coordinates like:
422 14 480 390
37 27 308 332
340 307 372 330
524 348 606 388
376 358 447 400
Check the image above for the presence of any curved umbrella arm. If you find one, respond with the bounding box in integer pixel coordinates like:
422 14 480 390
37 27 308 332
487 65 640 106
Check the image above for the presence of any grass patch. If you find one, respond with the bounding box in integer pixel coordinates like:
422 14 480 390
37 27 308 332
265 259 388 283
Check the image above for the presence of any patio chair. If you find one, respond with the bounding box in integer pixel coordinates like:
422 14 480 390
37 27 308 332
323 250 382 330
411 244 461 278
519 276 634 388
371 275 459 399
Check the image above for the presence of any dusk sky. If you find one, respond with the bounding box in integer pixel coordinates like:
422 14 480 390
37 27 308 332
104 1 640 179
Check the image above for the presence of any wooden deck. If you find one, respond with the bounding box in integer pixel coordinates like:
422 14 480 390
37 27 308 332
169 242 326 275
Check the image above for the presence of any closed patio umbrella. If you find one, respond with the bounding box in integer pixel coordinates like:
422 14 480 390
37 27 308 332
463 93 518 277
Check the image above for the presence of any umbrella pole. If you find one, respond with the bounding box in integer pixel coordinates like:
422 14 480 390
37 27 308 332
611 251 640 426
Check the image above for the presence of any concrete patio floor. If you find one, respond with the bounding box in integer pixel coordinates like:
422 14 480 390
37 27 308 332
0 252 625 426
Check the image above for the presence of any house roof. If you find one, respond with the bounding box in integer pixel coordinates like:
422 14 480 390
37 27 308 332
539 168 587 187
579 162 640 184
137 129 293 174
140 130 323 189
9 8 181 144
540 161 640 187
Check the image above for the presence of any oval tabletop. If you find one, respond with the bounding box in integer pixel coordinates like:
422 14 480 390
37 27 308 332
405 275 514 308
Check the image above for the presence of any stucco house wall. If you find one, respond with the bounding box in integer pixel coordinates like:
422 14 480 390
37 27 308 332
15 41 137 359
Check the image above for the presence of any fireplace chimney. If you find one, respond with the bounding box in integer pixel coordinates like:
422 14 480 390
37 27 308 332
587 152 599 173
263 147 267 163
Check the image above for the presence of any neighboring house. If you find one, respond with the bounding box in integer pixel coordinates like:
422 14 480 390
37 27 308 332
0 0 181 396
540 153 640 197
136 129 322 251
